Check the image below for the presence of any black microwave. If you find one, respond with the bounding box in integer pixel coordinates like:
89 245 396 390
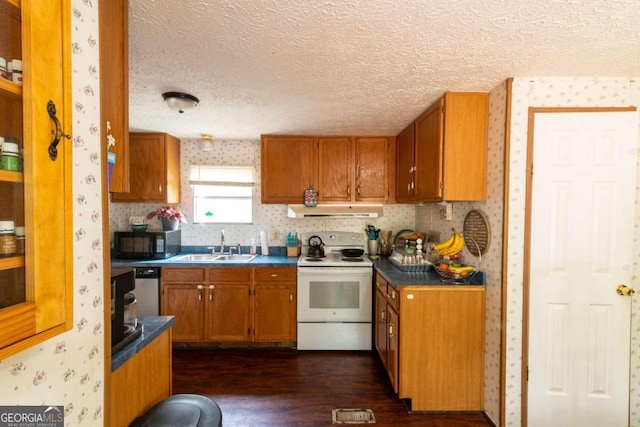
113 230 181 259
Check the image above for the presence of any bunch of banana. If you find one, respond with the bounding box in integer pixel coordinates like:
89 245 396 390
433 228 465 257
448 264 475 274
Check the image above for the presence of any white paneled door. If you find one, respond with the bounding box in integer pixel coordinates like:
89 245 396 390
528 111 638 427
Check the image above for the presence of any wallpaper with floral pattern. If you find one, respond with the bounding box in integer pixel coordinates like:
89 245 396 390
0 1 105 425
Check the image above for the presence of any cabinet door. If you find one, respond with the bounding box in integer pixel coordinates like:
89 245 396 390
0 0 72 359
162 284 205 341
354 137 389 202
261 135 315 203
206 283 250 341
414 99 443 201
111 133 181 203
440 92 488 201
374 289 387 366
253 282 296 342
100 0 129 193
395 124 414 202
387 305 399 393
317 136 351 202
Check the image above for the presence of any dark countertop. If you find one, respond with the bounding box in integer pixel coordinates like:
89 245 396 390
111 316 175 371
372 257 486 286
111 254 299 269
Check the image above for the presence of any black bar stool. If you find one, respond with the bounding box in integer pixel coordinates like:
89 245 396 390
129 394 222 427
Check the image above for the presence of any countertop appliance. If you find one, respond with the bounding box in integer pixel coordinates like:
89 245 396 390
134 267 161 316
113 229 181 260
297 231 373 350
111 268 143 353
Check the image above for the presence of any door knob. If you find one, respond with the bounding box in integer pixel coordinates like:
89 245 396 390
616 284 636 297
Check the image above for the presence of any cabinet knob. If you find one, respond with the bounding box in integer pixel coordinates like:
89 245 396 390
270 274 279 278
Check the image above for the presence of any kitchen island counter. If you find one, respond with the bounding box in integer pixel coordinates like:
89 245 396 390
372 256 486 286
111 315 175 371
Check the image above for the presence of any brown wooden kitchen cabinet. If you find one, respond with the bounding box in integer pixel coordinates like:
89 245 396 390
207 268 251 342
161 267 250 342
396 92 488 202
253 267 296 342
261 135 316 204
375 274 399 393
262 134 394 204
374 272 485 411
100 0 129 193
162 266 296 345
0 0 73 360
111 132 181 203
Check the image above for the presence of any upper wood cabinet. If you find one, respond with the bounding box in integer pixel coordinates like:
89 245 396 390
261 135 316 204
111 132 181 203
396 92 488 203
0 0 73 360
100 0 129 193
262 135 394 204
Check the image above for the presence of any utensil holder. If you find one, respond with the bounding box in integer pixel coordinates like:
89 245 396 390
367 239 379 255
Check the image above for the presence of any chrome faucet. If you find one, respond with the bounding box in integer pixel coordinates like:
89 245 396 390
236 243 242 255
220 229 226 254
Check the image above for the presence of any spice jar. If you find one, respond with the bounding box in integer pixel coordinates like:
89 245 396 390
0 221 17 256
0 140 20 171
15 226 25 255
0 57 7 79
11 59 21 85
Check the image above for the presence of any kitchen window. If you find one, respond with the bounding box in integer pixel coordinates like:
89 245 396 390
189 165 255 224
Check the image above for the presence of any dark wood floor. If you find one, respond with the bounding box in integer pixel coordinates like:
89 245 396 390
172 349 494 427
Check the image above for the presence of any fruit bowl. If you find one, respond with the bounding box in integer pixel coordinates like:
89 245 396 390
434 261 479 283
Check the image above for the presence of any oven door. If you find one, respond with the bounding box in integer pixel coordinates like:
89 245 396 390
297 267 372 322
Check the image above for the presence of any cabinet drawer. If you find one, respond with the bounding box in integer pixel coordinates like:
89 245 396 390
254 267 296 283
386 284 399 311
163 267 206 282
209 267 251 282
375 273 387 293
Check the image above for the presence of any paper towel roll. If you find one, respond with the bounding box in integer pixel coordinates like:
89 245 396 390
260 231 269 255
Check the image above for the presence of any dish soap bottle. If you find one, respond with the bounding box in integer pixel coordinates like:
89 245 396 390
250 239 257 255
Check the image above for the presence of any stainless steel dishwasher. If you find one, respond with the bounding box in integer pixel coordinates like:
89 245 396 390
134 267 161 316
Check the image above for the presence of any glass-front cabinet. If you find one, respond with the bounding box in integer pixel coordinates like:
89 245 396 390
0 0 72 360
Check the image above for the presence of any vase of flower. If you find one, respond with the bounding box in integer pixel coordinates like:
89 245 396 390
161 217 179 231
147 206 186 231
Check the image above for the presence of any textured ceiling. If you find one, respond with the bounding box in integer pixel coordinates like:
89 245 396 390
128 0 640 140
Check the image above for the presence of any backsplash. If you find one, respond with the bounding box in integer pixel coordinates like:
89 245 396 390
109 139 417 249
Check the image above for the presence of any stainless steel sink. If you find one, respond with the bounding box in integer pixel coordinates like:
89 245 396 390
170 254 217 262
212 254 257 262
169 253 257 263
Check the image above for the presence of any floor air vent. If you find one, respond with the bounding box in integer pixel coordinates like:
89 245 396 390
332 408 376 424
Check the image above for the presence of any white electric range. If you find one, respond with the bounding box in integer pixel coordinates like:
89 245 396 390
296 231 373 350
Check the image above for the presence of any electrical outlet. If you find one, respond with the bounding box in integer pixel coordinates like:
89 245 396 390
271 230 280 240
443 203 453 221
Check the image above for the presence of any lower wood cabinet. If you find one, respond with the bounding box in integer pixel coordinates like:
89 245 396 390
162 266 296 344
374 272 485 411
110 327 172 426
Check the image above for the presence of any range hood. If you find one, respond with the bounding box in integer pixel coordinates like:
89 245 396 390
287 204 384 219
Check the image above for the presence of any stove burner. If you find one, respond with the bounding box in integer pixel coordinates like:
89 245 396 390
341 257 364 262
304 257 324 262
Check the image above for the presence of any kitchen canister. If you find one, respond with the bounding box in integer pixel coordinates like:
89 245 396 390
0 140 20 171
0 221 17 256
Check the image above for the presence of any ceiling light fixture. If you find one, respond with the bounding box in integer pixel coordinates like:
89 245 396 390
162 91 199 113
200 134 214 151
